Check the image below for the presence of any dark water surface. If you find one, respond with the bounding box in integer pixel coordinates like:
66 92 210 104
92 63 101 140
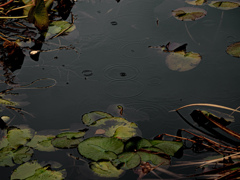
1 0 240 179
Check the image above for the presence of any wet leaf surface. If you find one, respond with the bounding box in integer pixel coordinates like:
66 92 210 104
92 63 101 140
226 42 240 58
27 135 56 152
208 1 240 10
113 152 141 170
185 0 207 5
172 7 207 21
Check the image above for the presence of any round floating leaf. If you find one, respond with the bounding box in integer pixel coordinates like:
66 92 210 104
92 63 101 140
112 152 141 170
209 1 240 10
11 161 42 179
92 117 131 127
150 140 183 156
90 161 124 178
125 137 152 151
165 51 201 72
12 146 33 164
185 0 206 5
56 130 86 139
226 42 240 58
137 152 170 165
45 21 76 38
0 147 15 167
82 111 113 126
78 137 124 161
52 136 82 149
0 136 9 149
11 161 66 180
172 7 207 21
7 127 34 149
27 135 55 152
112 125 138 140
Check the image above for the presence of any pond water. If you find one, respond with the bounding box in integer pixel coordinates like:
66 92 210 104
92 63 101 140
1 0 240 179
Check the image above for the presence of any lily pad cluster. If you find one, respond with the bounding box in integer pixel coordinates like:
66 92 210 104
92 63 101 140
149 42 202 72
0 109 183 179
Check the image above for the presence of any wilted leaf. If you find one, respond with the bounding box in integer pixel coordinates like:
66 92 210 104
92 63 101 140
27 135 55 152
172 7 207 21
150 140 183 156
226 42 240 58
209 1 240 10
82 111 113 126
90 161 124 178
28 0 49 31
78 137 124 161
165 51 202 72
112 152 141 170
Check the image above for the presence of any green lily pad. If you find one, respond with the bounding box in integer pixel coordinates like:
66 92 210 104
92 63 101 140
27 135 55 152
78 137 124 161
0 146 33 167
11 161 66 180
185 0 207 5
137 151 170 165
90 161 124 178
52 136 82 149
45 21 76 38
91 117 131 127
125 137 152 151
112 152 141 170
172 7 207 21
11 161 42 179
28 0 49 31
7 127 34 149
209 1 240 10
150 140 183 156
165 51 202 72
226 42 240 58
112 125 138 140
56 130 86 139
82 111 113 126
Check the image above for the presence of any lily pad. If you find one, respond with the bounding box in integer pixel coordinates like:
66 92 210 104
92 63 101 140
172 7 207 21
0 146 33 167
125 137 152 151
91 117 131 127
27 135 55 152
52 136 82 149
165 51 202 72
11 161 66 180
78 137 124 161
45 21 76 38
56 130 87 139
112 152 141 170
209 1 240 10
226 42 240 58
137 151 170 165
150 140 183 156
82 111 113 126
90 161 124 178
7 127 34 149
185 0 207 5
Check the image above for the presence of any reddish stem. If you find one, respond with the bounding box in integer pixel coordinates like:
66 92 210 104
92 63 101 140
0 0 14 7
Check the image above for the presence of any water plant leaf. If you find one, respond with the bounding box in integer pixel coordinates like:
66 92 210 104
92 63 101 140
90 161 124 178
165 51 202 72
28 0 49 31
172 7 207 21
27 135 55 152
11 160 66 180
56 130 86 139
7 127 34 149
78 137 124 161
91 117 131 127
45 21 76 38
208 1 240 10
226 42 240 58
112 125 138 140
137 151 170 165
185 0 207 5
52 136 82 149
150 140 183 156
112 152 141 170
82 111 113 126
125 137 153 151
11 160 42 179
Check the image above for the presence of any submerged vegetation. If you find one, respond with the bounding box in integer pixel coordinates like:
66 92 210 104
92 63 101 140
0 0 240 179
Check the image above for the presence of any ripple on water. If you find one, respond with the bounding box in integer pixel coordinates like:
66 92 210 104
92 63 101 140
104 64 139 80
104 80 144 98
